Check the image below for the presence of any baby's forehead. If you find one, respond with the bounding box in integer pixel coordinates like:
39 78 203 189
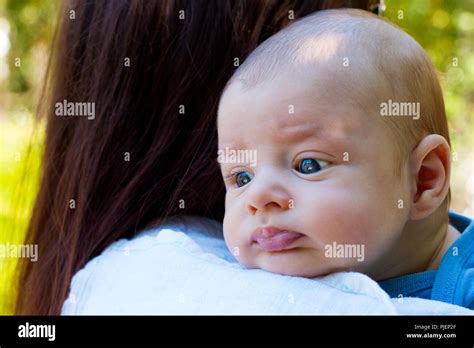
219 52 383 132
218 70 379 150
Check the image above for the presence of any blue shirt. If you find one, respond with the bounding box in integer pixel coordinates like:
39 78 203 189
378 211 474 309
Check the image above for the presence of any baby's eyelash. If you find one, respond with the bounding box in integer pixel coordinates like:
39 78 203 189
223 171 240 182
223 173 235 181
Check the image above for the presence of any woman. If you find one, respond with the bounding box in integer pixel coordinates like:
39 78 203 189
15 0 376 315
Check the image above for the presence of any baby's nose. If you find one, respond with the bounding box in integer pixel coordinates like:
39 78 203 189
246 178 292 215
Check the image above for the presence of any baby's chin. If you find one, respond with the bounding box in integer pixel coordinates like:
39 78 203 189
248 251 353 278
257 263 335 278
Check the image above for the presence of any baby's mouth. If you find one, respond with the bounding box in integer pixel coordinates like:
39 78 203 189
251 227 304 251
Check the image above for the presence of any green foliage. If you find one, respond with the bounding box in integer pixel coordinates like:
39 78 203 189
4 0 57 95
0 0 53 315
0 118 44 314
384 0 474 150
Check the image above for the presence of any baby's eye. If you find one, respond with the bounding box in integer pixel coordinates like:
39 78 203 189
297 158 328 174
234 171 253 187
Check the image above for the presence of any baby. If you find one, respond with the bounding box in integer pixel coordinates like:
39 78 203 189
217 9 474 309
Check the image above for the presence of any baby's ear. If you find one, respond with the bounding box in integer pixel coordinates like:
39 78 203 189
408 134 451 220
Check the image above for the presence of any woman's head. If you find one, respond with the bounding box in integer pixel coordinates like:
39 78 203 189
15 0 376 314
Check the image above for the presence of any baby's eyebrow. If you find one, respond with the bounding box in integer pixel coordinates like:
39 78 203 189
218 141 247 151
273 120 326 143
283 125 322 141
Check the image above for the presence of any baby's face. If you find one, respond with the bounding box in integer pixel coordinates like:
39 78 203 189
218 66 411 278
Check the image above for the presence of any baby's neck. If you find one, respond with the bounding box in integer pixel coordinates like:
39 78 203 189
425 223 461 271
372 214 460 281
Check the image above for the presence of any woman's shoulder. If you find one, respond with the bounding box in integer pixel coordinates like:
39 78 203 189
61 216 234 314
127 215 232 260
60 216 409 315
89 215 222 254
82 216 228 262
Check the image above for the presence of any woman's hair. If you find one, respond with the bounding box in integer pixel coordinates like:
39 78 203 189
15 0 375 315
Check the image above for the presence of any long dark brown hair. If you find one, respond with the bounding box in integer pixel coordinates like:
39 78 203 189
14 0 375 315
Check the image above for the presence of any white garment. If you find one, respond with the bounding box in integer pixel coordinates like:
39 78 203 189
61 216 473 315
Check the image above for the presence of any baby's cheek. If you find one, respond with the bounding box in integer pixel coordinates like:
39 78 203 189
299 188 389 261
222 206 255 267
222 211 237 251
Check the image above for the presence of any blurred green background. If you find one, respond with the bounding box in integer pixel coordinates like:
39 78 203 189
0 0 473 314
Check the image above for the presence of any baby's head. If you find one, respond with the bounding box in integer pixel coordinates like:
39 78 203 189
217 9 452 279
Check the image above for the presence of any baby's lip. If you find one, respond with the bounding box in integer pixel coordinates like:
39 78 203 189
250 226 304 251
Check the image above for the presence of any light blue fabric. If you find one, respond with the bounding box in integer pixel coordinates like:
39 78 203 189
379 211 474 309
